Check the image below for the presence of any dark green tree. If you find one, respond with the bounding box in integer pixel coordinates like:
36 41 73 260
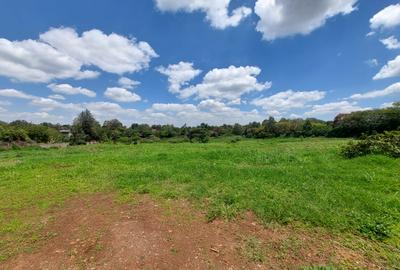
70 110 101 144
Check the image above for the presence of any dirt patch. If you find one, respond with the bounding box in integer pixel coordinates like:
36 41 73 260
0 194 380 270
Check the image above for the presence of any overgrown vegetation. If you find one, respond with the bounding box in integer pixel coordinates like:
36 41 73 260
0 120 65 144
330 102 400 137
341 131 400 159
0 139 399 267
1 102 399 146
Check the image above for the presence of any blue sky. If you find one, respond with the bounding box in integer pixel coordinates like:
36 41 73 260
0 0 400 126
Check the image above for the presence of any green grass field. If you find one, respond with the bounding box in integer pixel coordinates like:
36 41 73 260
0 138 399 267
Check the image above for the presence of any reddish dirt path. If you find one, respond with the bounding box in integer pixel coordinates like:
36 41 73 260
1 194 378 270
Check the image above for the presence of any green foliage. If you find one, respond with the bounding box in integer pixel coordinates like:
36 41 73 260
140 135 161 143
359 219 391 241
70 109 101 144
26 125 51 143
331 105 400 137
341 131 400 158
102 119 125 143
0 122 62 144
167 137 190 143
187 127 209 143
0 126 28 142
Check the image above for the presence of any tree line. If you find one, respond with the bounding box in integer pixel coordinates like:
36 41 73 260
1 102 399 145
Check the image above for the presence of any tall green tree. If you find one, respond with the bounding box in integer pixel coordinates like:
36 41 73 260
71 110 101 144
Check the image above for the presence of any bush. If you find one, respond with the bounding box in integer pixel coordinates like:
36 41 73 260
117 136 132 144
167 137 190 143
27 125 51 143
0 127 29 142
140 135 160 143
341 131 400 158
230 137 241 143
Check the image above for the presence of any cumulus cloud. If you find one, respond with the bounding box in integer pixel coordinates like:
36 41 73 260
370 4 400 31
0 89 35 99
172 65 271 101
304 101 366 118
350 82 400 100
197 99 234 112
156 62 201 93
118 77 141 89
104 87 141 103
380 36 400 49
251 90 326 112
48 83 96 97
0 27 157 83
0 38 98 83
155 0 251 29
254 0 357 41
40 27 158 74
373 55 400 80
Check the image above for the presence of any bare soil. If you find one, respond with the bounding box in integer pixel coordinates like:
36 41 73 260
0 194 380 270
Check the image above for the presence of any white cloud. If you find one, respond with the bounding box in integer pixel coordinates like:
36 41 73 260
104 87 141 103
304 101 366 117
373 55 400 80
0 106 6 113
176 65 271 101
118 77 140 89
0 38 98 83
155 0 251 29
0 89 34 99
370 4 400 31
0 27 157 83
254 0 357 41
197 99 234 112
146 100 263 126
48 94 65 100
30 97 81 111
365 58 379 67
350 82 400 100
366 31 375 37
151 103 197 112
157 62 201 93
380 36 400 49
83 102 138 121
0 111 65 123
40 27 158 74
381 102 394 108
48 83 96 97
252 90 326 111
227 98 242 105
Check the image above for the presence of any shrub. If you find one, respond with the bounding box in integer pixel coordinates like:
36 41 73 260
118 136 132 144
167 137 190 143
230 137 241 143
140 135 160 143
187 128 209 143
27 125 51 143
341 131 400 158
0 127 28 142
